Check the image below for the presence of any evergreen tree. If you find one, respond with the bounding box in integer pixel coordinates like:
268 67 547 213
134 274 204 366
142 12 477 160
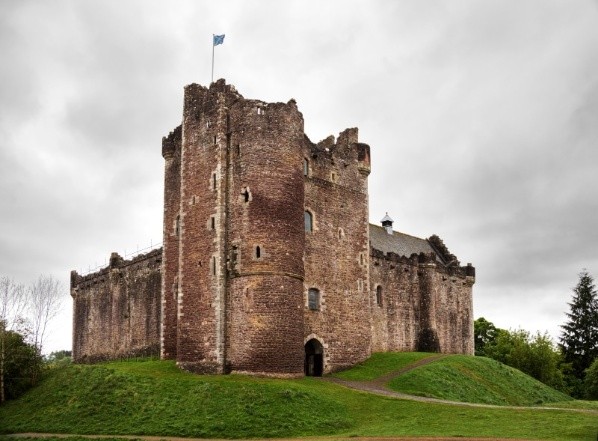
559 270 598 380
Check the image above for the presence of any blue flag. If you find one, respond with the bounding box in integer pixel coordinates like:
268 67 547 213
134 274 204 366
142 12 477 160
213 34 225 46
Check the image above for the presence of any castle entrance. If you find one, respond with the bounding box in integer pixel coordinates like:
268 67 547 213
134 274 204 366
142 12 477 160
304 339 323 376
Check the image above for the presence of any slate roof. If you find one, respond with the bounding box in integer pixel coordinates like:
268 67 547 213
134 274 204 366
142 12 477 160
369 224 439 260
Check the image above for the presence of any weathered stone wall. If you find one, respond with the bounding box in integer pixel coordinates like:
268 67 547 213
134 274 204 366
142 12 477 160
225 94 305 376
370 249 475 355
303 128 373 373
161 125 181 359
175 82 228 373
71 249 162 363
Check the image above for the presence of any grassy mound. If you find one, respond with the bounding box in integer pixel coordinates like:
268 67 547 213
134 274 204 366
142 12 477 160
387 354 572 406
0 356 596 440
0 360 350 438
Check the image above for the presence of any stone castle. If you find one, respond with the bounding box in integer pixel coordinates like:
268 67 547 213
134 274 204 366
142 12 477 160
71 80 475 376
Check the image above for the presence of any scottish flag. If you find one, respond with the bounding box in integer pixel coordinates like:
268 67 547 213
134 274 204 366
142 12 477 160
213 34 225 46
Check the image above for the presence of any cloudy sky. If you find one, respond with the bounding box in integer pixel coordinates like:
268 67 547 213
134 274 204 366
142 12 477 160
1 0 597 354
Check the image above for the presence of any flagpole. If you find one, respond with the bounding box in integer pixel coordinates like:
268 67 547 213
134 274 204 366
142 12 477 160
211 34 215 84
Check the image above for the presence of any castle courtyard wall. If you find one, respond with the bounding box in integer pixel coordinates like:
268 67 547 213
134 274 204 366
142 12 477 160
70 249 162 363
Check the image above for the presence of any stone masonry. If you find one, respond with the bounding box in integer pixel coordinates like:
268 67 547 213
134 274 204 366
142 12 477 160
70 80 475 375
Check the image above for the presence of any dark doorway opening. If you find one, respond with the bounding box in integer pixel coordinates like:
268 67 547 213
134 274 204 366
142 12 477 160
304 338 323 376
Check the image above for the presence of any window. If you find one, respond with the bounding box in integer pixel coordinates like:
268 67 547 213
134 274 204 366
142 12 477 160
175 215 180 237
376 286 383 307
255 246 261 259
303 158 309 176
213 173 217 190
210 216 215 230
212 257 217 275
308 288 320 311
304 211 313 232
338 228 344 239
241 187 251 203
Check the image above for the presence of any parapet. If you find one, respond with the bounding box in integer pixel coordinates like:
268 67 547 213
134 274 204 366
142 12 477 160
70 248 163 292
306 127 371 177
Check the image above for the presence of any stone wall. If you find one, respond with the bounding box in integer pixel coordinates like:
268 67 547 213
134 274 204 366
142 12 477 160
225 94 306 376
303 128 373 373
370 249 475 355
71 249 162 363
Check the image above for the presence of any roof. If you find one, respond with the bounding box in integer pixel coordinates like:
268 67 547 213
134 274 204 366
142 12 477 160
369 224 438 259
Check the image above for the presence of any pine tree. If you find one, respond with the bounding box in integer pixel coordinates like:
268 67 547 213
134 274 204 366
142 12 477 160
559 270 598 379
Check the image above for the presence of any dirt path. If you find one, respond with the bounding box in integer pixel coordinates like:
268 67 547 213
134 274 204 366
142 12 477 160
323 356 598 415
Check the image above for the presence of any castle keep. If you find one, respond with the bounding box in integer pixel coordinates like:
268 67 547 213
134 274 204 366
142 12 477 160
71 80 475 376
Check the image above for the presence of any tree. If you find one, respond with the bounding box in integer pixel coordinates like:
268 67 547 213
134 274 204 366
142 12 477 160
0 277 27 404
2 328 43 400
585 357 598 400
474 317 498 356
28 275 63 353
559 270 598 380
481 326 566 392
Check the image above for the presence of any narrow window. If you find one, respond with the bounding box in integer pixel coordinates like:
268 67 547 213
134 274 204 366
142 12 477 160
360 253 364 265
255 246 261 259
213 173 217 190
331 172 337 183
304 211 313 232
212 257 217 275
213 135 217 145
257 107 263 115
236 144 241 156
211 216 215 230
376 286 383 307
338 228 344 240
303 158 309 176
175 215 180 237
242 187 250 202
308 288 320 311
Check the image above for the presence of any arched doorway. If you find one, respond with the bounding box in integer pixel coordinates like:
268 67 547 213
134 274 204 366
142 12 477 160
304 338 323 376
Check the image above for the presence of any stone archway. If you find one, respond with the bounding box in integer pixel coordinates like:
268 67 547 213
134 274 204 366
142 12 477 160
304 338 324 376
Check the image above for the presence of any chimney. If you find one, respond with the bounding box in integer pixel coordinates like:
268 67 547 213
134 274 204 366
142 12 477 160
381 213 394 235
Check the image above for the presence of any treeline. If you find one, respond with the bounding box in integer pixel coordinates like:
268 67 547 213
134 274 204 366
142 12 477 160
476 270 598 399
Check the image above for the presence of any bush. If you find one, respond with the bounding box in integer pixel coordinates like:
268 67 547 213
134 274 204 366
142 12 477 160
584 358 598 400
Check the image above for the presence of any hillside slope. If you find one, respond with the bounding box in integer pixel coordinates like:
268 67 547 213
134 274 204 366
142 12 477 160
0 357 595 440
385 354 571 406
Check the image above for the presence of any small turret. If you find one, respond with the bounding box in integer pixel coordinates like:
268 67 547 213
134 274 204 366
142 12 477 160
381 213 394 235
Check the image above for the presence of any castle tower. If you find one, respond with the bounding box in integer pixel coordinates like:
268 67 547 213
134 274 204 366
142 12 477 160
161 80 305 375
302 128 372 373
225 91 306 376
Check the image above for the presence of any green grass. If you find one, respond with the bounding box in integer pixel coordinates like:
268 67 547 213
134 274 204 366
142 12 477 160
387 354 572 406
332 351 434 380
0 357 597 440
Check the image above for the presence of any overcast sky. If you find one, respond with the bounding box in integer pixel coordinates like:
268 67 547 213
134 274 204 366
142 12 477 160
1 0 597 354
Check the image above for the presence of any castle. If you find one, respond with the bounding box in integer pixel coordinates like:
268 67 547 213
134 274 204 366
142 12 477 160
70 80 475 376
